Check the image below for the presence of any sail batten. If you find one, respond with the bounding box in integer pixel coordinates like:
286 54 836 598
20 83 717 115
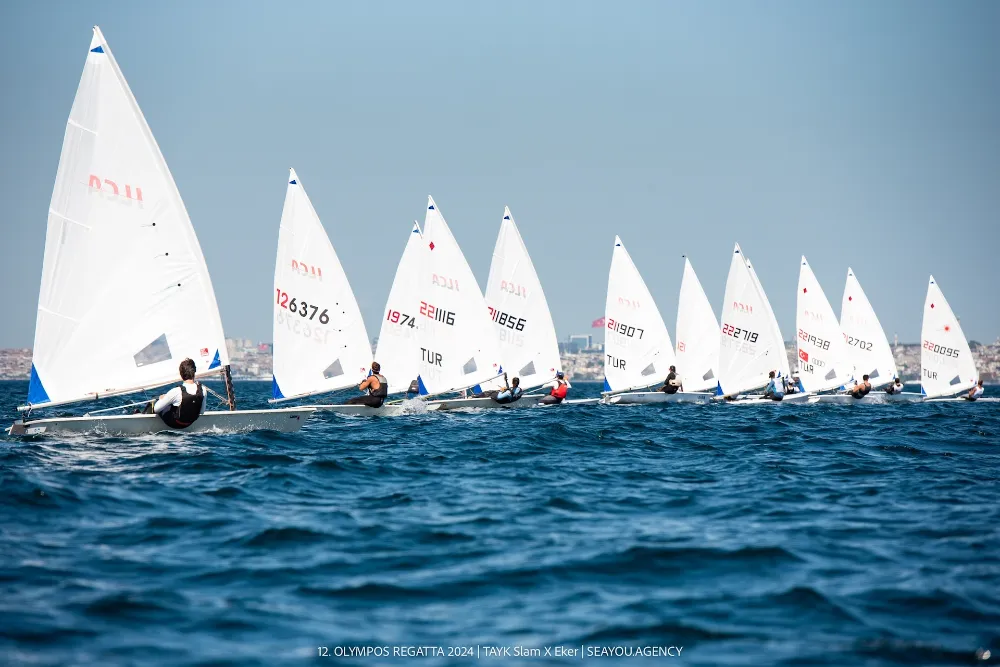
26 26 229 410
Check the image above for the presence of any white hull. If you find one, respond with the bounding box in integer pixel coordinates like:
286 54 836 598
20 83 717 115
923 396 999 403
426 394 546 411
7 408 314 437
311 401 437 416
809 392 924 405
554 398 602 406
717 392 812 405
604 391 713 405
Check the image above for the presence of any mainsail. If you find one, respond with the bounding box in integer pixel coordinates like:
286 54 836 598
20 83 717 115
271 169 370 401
416 197 503 395
795 257 853 393
373 221 425 394
483 207 561 391
840 268 897 388
25 27 229 409
603 237 675 393
674 257 719 393
920 275 977 398
717 244 789 396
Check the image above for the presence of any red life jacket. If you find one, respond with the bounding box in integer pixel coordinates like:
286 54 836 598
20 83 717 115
551 381 568 399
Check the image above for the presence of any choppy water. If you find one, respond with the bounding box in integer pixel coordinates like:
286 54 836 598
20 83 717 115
1 380 998 666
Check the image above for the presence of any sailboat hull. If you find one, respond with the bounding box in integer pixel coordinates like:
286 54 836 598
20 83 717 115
311 401 439 416
7 408 314 437
717 393 812 405
809 392 924 405
426 395 546 411
604 391 713 405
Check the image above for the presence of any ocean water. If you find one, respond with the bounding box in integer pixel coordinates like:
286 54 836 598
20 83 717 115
1 380 998 666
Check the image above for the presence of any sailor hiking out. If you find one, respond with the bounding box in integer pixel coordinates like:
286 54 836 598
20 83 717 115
346 362 388 408
147 358 205 428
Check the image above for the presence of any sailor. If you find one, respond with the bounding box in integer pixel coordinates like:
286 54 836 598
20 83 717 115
540 371 569 405
885 377 905 395
150 358 204 428
763 370 784 401
406 379 420 395
784 373 800 395
965 379 985 402
849 374 872 399
660 366 681 394
345 362 388 408
494 376 523 404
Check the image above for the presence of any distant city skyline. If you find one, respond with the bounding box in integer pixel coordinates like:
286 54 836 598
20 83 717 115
1 1 998 348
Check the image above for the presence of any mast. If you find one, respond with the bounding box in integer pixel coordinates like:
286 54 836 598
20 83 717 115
222 365 237 410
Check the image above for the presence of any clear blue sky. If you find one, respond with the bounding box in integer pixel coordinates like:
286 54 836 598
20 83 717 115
2 0 998 347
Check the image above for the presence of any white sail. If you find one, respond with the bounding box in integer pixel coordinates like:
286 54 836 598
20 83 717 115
840 268 897 388
674 257 719 393
603 237 674 393
416 197 503 395
745 255 792 381
25 27 229 409
373 221 424 394
717 244 788 396
920 275 977 398
483 207 561 390
271 169 370 402
795 257 853 393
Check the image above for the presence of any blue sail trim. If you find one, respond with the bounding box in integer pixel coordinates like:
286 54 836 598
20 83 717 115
417 376 429 395
603 377 611 392
271 376 284 400
28 364 50 404
208 350 222 370
90 45 104 53
715 382 724 396
289 179 297 185
472 385 483 395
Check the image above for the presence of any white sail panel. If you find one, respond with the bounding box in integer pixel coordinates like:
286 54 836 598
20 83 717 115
920 275 977 398
416 197 503 395
745 255 791 380
603 237 674 393
674 257 719 393
374 222 424 394
27 27 229 408
795 257 853 393
840 268 897 388
483 207 561 391
271 169 370 401
717 244 787 396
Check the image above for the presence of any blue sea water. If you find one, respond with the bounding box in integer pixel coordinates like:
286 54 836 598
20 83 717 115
1 379 998 666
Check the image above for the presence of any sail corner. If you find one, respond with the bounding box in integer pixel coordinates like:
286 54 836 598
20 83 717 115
27 364 50 405
271 376 285 400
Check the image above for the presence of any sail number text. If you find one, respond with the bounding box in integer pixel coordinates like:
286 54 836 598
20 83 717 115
923 340 960 359
386 310 416 328
607 318 644 339
722 323 759 343
797 328 829 350
488 307 526 331
275 289 330 324
420 301 456 326
844 334 873 351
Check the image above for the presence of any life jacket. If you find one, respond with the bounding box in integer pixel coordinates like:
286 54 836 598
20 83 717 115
551 381 568 399
369 373 389 398
510 386 523 400
165 382 203 428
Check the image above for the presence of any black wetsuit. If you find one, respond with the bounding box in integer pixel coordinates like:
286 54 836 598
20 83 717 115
660 372 679 394
494 387 523 404
851 383 872 399
159 383 204 429
346 373 388 407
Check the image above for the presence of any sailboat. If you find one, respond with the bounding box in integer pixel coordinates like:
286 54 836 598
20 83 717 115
920 275 983 402
716 244 808 404
795 257 854 403
8 28 313 436
833 268 922 403
416 197 513 410
267 169 379 415
674 257 720 393
602 237 712 405
479 207 561 406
